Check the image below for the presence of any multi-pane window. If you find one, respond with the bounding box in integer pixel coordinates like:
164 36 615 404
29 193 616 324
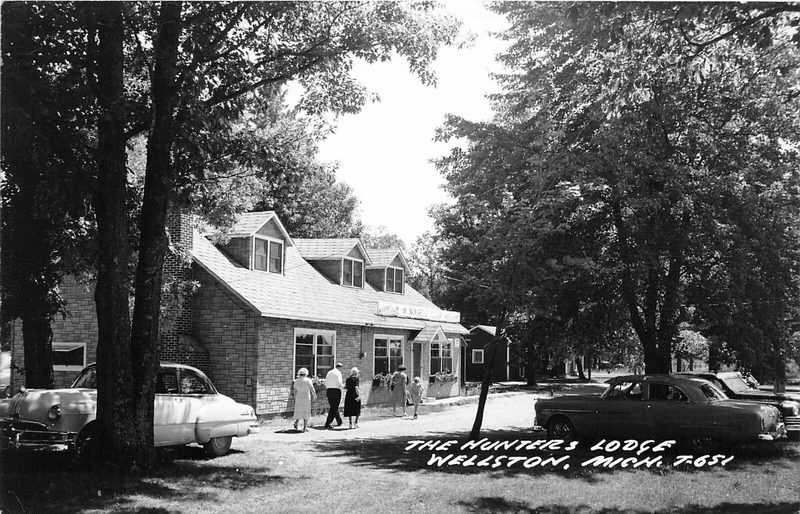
472 349 484 364
254 237 283 274
343 258 364 287
430 339 453 374
386 267 404 293
374 336 403 375
52 343 86 371
294 329 335 379
269 241 282 273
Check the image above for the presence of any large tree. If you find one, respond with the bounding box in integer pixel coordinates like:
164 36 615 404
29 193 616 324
432 3 800 377
86 1 459 466
1 3 96 388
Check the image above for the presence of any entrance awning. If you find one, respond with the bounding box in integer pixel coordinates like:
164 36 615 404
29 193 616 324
411 323 448 344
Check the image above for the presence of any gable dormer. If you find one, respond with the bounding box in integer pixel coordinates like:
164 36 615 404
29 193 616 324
365 249 409 294
294 239 372 288
215 211 293 274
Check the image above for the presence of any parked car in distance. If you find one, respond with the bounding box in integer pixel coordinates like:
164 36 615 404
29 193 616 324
0 363 258 457
534 374 786 451
676 371 800 441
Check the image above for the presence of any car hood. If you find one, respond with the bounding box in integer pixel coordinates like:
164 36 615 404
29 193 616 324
2 388 97 422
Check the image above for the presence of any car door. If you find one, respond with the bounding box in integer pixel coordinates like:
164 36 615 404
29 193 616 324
173 367 215 444
643 381 691 439
153 367 193 446
598 380 646 438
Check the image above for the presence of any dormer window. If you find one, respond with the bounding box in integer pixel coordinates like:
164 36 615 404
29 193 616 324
385 267 404 293
343 257 364 288
254 236 283 273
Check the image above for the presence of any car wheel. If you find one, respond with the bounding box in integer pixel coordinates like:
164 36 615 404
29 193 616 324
74 424 102 465
546 416 576 441
203 435 232 457
685 436 721 453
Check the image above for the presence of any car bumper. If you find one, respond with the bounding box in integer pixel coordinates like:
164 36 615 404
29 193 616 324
756 422 786 441
0 418 77 450
784 415 799 435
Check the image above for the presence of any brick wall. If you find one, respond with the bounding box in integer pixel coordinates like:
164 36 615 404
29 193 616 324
9 276 98 389
255 319 427 416
191 267 258 407
308 259 341 284
365 268 385 291
221 237 251 268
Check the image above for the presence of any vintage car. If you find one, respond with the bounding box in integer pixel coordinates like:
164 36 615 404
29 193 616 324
0 363 259 457
676 371 800 441
534 374 786 451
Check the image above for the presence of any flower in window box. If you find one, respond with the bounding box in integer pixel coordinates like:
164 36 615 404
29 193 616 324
372 373 391 389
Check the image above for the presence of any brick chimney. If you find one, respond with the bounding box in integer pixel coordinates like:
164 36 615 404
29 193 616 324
160 203 208 369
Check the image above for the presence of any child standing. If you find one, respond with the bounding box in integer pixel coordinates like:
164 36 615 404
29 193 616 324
410 376 425 419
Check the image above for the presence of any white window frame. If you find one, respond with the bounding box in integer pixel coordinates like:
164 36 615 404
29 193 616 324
253 235 284 274
53 342 87 372
385 266 404 294
430 338 453 374
293 328 336 379
472 349 484 364
342 257 364 288
374 335 404 376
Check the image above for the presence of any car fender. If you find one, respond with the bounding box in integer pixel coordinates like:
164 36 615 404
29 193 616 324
193 395 256 444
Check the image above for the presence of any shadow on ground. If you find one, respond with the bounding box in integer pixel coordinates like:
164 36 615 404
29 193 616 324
309 427 800 482
456 498 800 514
0 446 288 514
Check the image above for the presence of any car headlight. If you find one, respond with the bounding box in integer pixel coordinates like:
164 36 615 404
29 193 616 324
47 404 61 422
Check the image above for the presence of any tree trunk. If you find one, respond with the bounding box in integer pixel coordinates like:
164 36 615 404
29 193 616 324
129 1 182 465
470 310 506 440
89 1 138 464
575 356 586 381
1 3 57 390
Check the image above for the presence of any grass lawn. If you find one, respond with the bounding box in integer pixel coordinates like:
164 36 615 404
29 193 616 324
2 395 799 513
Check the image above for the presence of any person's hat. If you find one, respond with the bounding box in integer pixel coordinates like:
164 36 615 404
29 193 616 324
297 368 309 376
398 365 407 371
336 362 343 368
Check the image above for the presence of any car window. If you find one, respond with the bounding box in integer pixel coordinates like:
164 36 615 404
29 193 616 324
700 383 727 402
179 369 210 395
156 370 179 394
605 381 642 400
721 374 755 393
72 367 97 388
648 383 688 402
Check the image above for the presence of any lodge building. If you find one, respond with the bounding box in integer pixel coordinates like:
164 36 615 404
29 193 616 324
4 211 468 416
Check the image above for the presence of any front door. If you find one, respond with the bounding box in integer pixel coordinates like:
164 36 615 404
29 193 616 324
413 343 422 381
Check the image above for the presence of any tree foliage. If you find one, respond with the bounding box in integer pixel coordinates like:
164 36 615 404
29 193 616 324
432 2 800 376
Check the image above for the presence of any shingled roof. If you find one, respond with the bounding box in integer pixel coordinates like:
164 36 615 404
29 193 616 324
226 211 294 245
191 231 467 334
366 248 408 271
294 238 372 265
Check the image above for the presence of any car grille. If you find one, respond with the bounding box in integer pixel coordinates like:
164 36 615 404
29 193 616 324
786 415 800 431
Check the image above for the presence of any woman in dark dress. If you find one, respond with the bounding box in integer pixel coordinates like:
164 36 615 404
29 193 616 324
344 367 361 428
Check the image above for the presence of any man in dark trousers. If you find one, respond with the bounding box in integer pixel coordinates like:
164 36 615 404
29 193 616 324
324 362 345 429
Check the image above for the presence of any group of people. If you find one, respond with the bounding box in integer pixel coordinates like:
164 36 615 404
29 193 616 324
291 363 425 431
388 365 425 418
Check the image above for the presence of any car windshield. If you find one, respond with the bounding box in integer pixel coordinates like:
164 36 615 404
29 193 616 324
71 366 97 388
699 382 728 402
720 374 757 393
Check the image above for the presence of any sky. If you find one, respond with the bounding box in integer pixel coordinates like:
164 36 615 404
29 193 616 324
316 1 509 247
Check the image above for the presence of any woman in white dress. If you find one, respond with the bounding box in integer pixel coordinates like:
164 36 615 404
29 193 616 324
292 368 316 432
